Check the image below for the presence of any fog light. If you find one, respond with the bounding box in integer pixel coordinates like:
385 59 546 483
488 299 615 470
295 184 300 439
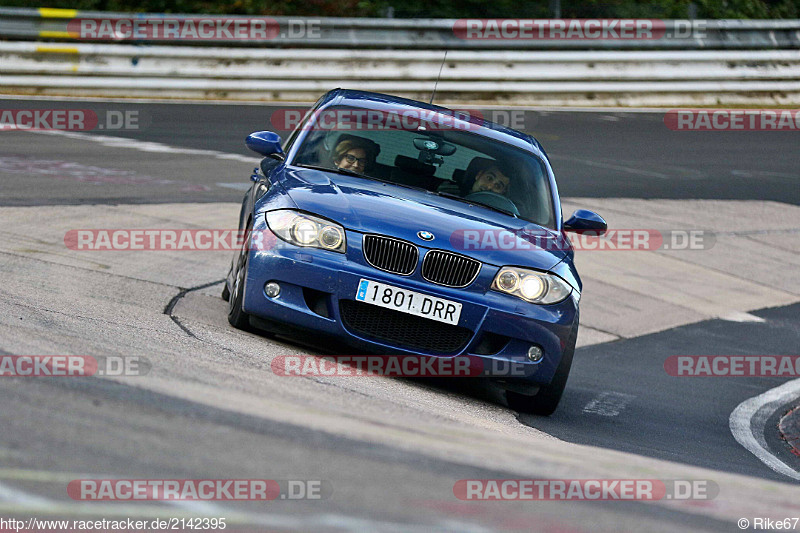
527 345 544 363
265 282 281 298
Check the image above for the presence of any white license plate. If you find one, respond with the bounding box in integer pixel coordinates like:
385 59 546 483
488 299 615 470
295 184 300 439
354 279 462 325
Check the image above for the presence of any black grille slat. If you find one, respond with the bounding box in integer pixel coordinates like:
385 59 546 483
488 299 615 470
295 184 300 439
434 252 444 282
461 260 472 285
378 239 387 269
340 300 471 354
406 249 416 272
453 257 464 285
445 254 455 283
363 235 418 276
439 253 449 281
392 240 400 273
456 257 469 285
422 250 481 288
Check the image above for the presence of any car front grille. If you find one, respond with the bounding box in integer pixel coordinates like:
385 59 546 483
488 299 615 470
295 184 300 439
421 250 481 288
362 234 418 275
339 300 472 354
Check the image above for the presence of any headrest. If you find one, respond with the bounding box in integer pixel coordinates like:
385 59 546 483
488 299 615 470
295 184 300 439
465 157 502 181
334 134 381 159
394 155 436 176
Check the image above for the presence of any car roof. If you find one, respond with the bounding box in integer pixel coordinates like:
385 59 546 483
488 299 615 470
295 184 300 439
316 88 548 160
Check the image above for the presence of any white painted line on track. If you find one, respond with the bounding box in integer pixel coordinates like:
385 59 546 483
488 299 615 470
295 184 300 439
549 154 673 179
216 182 252 191
24 130 257 164
0 480 53 507
720 312 766 323
730 378 800 481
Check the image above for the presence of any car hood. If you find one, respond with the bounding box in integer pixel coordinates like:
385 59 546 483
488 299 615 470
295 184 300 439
280 167 567 270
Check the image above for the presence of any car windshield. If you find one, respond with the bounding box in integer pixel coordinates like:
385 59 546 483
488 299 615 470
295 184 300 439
289 105 555 228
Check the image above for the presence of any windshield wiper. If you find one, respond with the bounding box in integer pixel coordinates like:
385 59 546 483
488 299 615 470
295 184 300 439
294 164 364 178
294 164 430 193
434 191 518 218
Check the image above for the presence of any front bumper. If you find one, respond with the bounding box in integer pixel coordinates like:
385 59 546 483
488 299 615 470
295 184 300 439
238 217 579 386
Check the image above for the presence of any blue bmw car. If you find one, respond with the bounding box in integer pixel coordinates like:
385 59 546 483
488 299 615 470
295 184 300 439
223 89 606 415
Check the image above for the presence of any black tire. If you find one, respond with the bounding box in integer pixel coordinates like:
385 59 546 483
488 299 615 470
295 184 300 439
227 225 252 330
221 282 230 302
506 314 579 416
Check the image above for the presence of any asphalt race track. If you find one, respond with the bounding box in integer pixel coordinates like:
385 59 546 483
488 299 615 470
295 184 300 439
1 98 798 205
1 97 799 532
530 302 800 482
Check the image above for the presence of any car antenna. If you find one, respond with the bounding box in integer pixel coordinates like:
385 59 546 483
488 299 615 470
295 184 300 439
429 50 448 105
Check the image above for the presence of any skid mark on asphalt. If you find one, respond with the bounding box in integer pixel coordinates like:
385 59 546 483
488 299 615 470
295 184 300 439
163 278 225 339
582 392 636 417
550 154 706 181
27 130 255 163
0 155 212 192
0 470 483 532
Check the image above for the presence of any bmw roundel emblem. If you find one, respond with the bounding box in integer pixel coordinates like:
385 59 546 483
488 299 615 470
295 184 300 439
418 231 435 241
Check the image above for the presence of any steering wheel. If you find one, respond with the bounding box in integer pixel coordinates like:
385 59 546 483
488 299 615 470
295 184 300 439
464 191 520 216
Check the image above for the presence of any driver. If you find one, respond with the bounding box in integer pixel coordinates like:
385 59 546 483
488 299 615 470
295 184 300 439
470 164 510 196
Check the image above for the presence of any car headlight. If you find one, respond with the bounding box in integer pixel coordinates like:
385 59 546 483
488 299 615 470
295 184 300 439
491 267 572 304
266 210 346 253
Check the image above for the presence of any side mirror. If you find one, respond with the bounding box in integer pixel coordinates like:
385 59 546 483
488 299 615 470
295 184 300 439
245 131 284 158
563 209 607 236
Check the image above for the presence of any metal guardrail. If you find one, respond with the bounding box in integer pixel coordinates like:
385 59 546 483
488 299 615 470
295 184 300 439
1 7 799 49
0 8 798 104
1 41 798 105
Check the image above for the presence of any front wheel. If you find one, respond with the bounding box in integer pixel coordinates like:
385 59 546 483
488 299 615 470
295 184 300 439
221 282 230 301
227 225 252 330
506 315 579 416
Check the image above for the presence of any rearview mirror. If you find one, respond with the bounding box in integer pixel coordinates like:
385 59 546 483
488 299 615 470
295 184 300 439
413 138 456 155
246 131 284 158
563 209 607 235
